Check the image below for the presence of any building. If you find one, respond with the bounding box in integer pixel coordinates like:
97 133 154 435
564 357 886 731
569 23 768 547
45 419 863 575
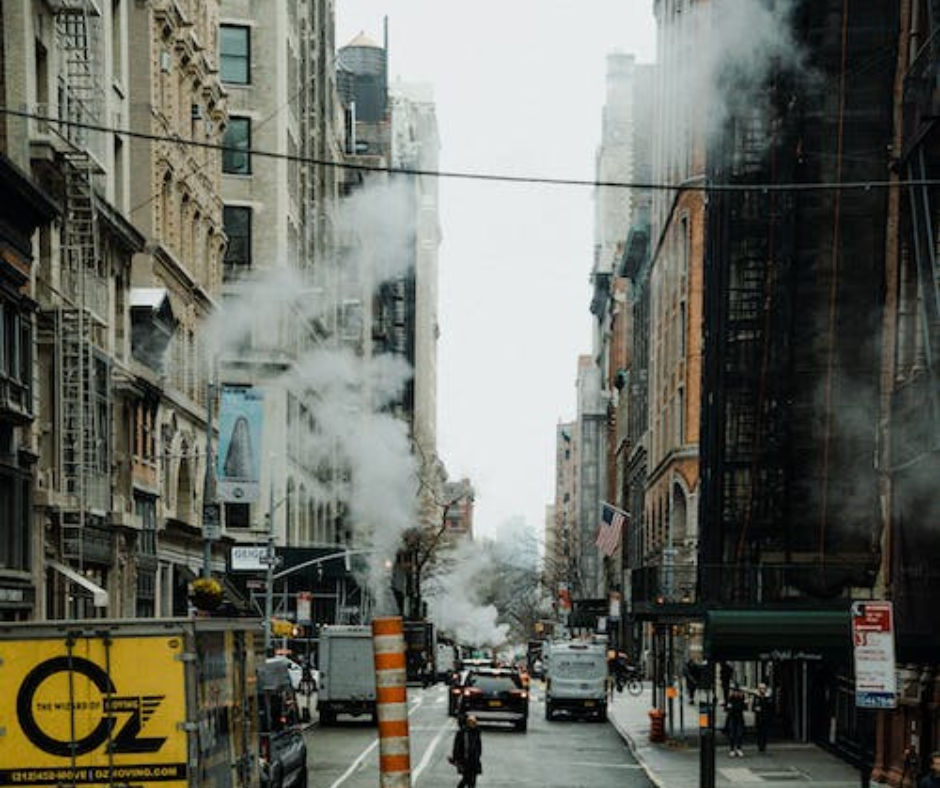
0 151 58 620
217 0 345 556
871 0 940 777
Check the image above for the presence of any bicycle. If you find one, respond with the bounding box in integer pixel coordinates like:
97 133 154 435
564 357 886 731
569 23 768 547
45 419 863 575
614 666 644 696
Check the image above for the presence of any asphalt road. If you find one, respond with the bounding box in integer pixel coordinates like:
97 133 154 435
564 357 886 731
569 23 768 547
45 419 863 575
306 682 652 788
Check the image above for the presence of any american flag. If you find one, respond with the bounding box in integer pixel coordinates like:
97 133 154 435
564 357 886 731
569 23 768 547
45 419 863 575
595 502 628 557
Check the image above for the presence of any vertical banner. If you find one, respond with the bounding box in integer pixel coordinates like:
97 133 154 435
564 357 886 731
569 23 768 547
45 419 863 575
217 386 263 502
851 600 897 709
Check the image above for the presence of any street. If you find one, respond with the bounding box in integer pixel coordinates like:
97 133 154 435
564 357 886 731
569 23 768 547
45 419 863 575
306 683 652 788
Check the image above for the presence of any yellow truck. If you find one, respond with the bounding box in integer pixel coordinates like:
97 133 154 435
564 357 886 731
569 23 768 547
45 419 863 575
0 618 263 788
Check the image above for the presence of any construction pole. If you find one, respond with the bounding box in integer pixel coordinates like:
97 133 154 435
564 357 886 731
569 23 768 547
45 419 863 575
263 480 276 656
372 616 411 788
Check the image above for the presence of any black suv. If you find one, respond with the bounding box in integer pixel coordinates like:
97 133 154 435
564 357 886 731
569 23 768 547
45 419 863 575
258 657 309 788
457 667 529 731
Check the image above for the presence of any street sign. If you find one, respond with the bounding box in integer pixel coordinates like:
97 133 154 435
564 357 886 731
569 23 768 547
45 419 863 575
296 591 312 623
203 503 221 540
231 545 267 571
852 600 897 709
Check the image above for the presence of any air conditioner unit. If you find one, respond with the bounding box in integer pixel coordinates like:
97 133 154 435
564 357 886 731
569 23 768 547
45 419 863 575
191 104 203 120
160 50 172 73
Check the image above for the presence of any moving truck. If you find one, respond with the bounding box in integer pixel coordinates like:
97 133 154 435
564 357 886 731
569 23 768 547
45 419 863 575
544 640 609 721
0 618 262 788
316 625 376 725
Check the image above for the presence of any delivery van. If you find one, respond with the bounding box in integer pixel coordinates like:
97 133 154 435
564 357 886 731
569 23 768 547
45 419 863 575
544 639 609 721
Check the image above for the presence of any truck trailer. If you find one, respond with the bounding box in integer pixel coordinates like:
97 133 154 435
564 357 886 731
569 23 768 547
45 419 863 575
0 618 265 788
316 625 376 725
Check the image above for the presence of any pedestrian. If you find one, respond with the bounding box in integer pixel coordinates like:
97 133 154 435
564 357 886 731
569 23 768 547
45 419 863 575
751 683 774 753
720 661 734 703
450 714 483 788
723 683 747 758
920 752 940 788
683 659 699 704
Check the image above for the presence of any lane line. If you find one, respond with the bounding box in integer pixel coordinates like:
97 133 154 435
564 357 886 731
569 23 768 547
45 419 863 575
411 720 452 784
327 739 379 788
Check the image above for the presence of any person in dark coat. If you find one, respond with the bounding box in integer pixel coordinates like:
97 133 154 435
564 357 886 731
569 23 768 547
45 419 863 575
751 683 774 753
451 714 483 788
920 752 940 788
720 661 734 703
724 684 747 757
683 659 700 704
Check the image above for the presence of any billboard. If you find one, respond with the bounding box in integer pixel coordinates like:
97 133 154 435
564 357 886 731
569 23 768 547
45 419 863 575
217 386 263 503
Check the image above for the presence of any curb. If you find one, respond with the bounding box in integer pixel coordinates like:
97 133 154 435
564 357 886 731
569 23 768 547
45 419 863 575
608 703 668 788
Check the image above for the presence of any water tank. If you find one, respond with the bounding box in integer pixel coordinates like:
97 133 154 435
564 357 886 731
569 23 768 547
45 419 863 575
337 33 387 122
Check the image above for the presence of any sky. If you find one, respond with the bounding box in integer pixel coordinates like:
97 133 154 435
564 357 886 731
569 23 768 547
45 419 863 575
335 2 658 542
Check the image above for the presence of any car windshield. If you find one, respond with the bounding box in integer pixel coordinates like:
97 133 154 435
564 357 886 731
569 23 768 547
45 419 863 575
467 674 519 693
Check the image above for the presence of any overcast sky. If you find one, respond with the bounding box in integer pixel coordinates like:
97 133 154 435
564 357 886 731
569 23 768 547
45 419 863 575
335 2 657 542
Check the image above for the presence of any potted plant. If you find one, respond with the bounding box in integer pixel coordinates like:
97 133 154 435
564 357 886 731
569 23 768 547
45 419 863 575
191 577 224 612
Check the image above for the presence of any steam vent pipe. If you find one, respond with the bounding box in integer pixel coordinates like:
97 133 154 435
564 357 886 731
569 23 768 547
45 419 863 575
372 616 412 787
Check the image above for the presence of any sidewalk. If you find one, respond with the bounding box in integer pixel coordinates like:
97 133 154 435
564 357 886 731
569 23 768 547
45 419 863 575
607 687 864 788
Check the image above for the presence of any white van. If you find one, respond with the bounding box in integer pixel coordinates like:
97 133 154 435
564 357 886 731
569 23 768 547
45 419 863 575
544 640 609 721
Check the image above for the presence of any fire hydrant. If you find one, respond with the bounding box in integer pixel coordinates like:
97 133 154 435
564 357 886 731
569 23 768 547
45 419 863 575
649 707 667 742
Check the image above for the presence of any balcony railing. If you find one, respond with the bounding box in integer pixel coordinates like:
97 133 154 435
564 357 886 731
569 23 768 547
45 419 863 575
630 560 877 612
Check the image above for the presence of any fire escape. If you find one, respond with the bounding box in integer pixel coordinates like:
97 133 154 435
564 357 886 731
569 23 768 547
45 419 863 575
900 5 940 447
44 1 110 576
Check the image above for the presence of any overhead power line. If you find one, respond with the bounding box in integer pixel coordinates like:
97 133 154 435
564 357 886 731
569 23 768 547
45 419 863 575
3 106 937 193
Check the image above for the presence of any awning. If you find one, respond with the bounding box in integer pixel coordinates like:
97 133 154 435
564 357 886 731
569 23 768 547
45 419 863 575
46 559 109 608
704 609 851 661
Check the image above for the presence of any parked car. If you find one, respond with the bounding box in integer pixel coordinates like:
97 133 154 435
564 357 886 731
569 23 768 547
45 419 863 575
258 657 309 788
457 667 529 732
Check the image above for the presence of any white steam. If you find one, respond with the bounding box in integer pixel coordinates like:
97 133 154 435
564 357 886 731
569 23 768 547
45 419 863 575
425 541 510 648
674 0 812 146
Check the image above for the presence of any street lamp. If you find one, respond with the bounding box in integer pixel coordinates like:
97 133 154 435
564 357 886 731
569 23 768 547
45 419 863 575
262 545 378 656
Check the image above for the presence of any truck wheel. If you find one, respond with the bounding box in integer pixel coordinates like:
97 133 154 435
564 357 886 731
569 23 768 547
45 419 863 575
320 708 335 726
545 702 554 721
598 706 608 722
515 718 528 732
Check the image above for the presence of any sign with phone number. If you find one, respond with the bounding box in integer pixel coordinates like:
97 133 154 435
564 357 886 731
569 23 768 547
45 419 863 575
851 600 897 709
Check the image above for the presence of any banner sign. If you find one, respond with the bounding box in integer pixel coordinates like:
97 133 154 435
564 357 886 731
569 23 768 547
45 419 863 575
230 545 267 572
217 386 263 503
852 600 897 709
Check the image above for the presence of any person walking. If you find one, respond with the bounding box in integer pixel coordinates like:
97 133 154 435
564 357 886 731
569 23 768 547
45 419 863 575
724 684 747 757
920 752 940 788
683 659 699 704
751 683 774 753
450 715 483 788
720 661 734 703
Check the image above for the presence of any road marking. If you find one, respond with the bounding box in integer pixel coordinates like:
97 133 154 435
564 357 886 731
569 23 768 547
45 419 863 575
411 721 452 784
327 739 379 788
570 761 644 770
327 697 429 788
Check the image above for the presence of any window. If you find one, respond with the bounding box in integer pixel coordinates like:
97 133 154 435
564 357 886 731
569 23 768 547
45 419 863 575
223 116 251 174
220 25 250 84
225 502 250 528
223 206 252 268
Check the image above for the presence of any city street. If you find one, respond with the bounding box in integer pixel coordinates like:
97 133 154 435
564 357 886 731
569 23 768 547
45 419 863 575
307 683 652 788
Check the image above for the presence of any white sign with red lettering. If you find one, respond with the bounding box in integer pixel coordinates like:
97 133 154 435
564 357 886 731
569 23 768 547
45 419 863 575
852 600 897 709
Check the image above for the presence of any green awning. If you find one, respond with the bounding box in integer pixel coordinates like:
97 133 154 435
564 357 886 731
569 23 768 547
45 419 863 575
704 609 851 661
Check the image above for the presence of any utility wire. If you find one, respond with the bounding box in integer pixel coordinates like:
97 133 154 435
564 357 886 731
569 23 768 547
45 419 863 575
3 106 936 193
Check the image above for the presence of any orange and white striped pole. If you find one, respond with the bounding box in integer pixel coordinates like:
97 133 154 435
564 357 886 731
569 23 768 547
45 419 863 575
372 616 411 788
